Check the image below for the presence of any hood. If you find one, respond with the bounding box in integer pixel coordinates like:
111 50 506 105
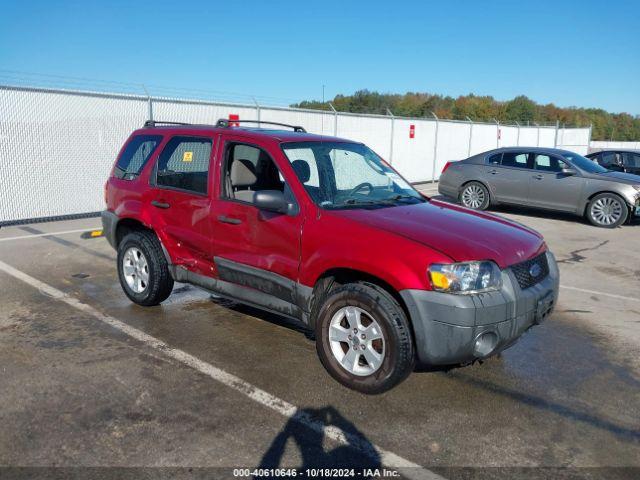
333 201 545 268
587 170 640 185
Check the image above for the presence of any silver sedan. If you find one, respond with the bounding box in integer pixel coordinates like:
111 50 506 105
438 147 640 228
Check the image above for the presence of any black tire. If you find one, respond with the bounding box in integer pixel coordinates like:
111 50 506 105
459 181 491 210
117 230 174 306
586 193 628 228
314 282 415 394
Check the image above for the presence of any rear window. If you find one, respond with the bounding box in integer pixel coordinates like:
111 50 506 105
114 135 162 180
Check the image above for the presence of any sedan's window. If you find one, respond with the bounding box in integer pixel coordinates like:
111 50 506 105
487 153 502 165
534 154 567 173
622 152 640 167
501 152 531 169
601 152 621 166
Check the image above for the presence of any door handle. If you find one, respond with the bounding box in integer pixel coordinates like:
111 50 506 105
151 200 171 209
488 169 498 174
217 215 242 225
532 174 543 180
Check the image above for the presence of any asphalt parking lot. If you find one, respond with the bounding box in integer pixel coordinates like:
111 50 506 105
0 185 639 479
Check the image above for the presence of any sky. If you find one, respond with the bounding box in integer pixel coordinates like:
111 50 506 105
1 0 639 114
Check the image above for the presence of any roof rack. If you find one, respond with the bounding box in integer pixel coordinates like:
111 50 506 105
143 120 192 127
215 119 307 133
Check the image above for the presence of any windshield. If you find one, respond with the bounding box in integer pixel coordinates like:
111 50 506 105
281 141 425 209
563 152 609 174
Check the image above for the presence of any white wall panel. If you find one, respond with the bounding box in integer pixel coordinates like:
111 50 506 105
469 124 498 155
391 118 436 182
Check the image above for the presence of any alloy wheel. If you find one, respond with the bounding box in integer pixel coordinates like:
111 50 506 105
122 247 149 293
328 306 385 376
590 197 623 226
462 184 486 209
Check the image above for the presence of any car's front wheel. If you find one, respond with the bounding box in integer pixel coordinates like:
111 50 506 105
117 230 174 306
460 181 490 210
586 193 628 228
314 282 415 394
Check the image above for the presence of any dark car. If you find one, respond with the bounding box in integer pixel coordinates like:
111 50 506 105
101 119 559 394
587 149 640 176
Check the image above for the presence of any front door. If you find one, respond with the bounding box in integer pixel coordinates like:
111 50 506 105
145 134 216 276
209 137 304 307
528 153 584 212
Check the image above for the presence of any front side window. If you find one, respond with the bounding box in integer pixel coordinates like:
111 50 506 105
155 136 212 194
281 141 424 209
222 143 288 204
114 135 162 180
534 154 567 172
501 152 531 169
600 152 621 167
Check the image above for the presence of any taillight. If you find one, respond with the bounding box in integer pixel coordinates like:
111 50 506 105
441 162 452 174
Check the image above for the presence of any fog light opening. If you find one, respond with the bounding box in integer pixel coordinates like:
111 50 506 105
474 331 498 358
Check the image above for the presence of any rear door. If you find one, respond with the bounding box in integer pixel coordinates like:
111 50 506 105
528 153 583 212
489 151 534 204
145 134 216 276
209 136 304 307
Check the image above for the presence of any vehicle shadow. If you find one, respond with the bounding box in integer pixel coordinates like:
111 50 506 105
258 406 381 475
433 194 640 227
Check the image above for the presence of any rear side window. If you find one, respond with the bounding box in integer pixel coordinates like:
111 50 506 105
155 136 213 194
114 135 162 180
501 152 531 169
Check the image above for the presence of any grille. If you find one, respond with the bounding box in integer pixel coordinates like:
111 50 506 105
510 252 549 290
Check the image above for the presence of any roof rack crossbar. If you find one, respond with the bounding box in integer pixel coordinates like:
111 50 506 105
144 120 192 127
216 119 306 133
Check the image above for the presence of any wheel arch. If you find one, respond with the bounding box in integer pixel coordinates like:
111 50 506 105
583 190 633 216
309 267 416 343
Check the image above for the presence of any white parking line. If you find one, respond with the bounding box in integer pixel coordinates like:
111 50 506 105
560 285 640 303
0 228 99 242
0 259 443 480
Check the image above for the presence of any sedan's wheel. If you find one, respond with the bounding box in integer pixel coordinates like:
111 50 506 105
460 182 490 210
117 230 174 306
587 193 628 228
314 282 414 394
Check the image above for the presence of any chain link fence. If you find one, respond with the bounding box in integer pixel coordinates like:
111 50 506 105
0 84 592 224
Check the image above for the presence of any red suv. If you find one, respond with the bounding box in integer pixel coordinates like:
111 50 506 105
102 119 559 393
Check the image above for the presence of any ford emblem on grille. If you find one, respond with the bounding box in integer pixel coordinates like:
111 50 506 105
529 263 542 278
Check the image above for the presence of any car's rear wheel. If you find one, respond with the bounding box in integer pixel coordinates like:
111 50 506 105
314 282 414 394
586 193 628 228
117 230 174 306
460 181 490 210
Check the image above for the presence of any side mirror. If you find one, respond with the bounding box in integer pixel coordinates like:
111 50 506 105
561 167 578 176
253 190 289 214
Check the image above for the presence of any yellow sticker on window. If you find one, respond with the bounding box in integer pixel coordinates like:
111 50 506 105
183 151 193 162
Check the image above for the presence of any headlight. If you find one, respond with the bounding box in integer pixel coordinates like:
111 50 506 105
428 261 502 294
632 185 640 192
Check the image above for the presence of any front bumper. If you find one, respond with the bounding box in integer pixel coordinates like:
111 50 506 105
400 251 559 366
